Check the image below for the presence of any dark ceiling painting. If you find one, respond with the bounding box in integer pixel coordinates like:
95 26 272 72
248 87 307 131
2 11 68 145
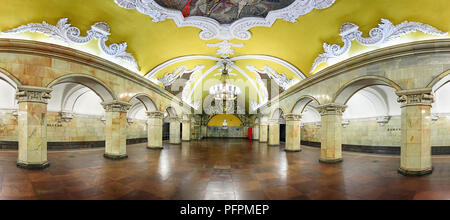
155 0 296 24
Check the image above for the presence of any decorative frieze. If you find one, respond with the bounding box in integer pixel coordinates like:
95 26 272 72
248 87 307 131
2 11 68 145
396 88 434 107
102 101 131 113
147 111 164 119
317 103 347 116
285 113 302 121
16 86 53 104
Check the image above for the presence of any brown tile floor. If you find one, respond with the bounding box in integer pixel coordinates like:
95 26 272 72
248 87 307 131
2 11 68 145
1 139 450 200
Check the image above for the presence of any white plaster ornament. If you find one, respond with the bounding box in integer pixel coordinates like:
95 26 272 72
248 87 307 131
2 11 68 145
114 0 336 57
310 19 448 73
4 18 140 72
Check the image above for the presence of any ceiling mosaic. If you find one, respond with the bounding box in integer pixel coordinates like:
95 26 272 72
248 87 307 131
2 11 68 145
154 0 296 24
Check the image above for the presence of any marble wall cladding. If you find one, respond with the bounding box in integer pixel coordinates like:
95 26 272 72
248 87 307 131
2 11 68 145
207 126 246 138
0 111 18 141
0 42 186 117
0 110 147 145
302 116 450 147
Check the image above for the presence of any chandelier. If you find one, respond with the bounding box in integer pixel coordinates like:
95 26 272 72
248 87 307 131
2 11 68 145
209 63 241 101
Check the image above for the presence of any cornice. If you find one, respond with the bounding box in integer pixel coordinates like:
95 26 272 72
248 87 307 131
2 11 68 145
0 38 184 106
260 39 450 110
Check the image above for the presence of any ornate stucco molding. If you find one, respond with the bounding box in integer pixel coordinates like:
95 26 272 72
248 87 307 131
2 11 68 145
147 111 164 119
247 65 298 90
102 101 132 113
4 18 140 72
207 40 244 58
114 0 336 41
16 86 53 104
285 113 302 121
317 103 347 116
396 88 434 107
157 65 205 87
310 19 448 73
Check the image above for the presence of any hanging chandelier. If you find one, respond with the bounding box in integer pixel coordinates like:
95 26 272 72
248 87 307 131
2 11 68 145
209 63 241 101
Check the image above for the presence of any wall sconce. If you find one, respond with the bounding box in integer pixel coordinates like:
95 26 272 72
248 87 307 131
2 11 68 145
61 112 74 122
342 120 350 128
376 116 391 126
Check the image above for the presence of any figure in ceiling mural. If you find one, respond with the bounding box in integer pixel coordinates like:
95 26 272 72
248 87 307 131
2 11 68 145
155 0 296 24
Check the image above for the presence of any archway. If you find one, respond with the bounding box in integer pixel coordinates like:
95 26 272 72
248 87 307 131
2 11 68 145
269 108 285 146
291 96 321 147
333 76 402 155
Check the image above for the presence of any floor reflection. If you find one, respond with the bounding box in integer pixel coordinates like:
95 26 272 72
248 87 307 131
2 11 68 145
1 139 450 200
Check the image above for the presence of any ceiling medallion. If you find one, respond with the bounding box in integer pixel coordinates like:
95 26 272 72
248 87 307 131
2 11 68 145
114 0 336 57
310 18 448 73
3 18 140 72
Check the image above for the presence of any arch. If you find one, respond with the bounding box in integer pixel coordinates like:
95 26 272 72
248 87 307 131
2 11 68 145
333 76 403 105
207 114 243 127
128 94 158 119
0 68 21 89
47 74 116 102
427 70 450 92
164 106 178 118
0 70 19 110
290 95 321 115
271 108 285 120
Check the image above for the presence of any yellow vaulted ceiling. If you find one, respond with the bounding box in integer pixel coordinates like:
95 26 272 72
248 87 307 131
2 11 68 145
0 0 449 103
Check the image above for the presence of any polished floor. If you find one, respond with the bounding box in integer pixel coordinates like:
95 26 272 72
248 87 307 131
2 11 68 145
1 139 450 200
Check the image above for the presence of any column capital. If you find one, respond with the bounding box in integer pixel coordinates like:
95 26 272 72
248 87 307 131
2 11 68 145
285 113 302 121
16 86 53 104
268 119 281 124
147 111 164 119
317 103 347 116
169 116 181 123
396 88 434 107
102 101 131 113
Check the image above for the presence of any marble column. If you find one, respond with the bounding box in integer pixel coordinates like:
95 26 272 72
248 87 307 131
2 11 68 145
285 114 302 152
169 117 181 144
396 88 434 176
147 111 164 150
253 123 260 140
259 123 268 143
268 120 280 146
102 101 131 160
182 117 191 142
317 103 347 164
16 86 52 169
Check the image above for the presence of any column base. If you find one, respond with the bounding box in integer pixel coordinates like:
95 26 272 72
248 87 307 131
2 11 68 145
285 149 302 153
268 144 280 147
398 167 433 176
182 140 191 142
104 154 128 160
319 158 343 164
259 141 267 143
16 161 50 170
170 142 181 145
147 146 164 150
